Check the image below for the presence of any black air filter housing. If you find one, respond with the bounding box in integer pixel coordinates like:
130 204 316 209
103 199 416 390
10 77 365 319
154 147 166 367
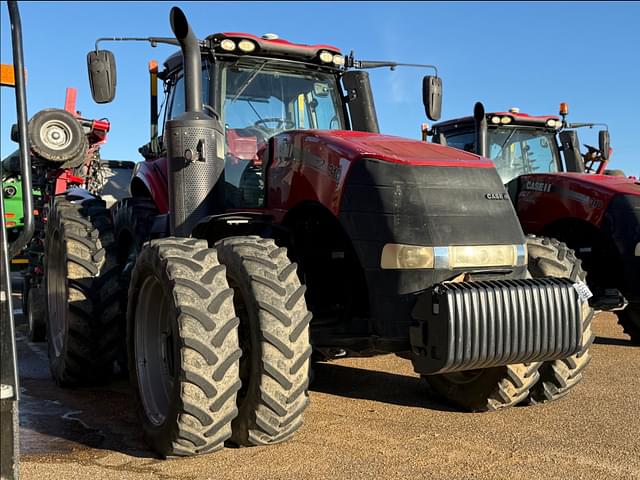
410 278 584 375
165 111 225 236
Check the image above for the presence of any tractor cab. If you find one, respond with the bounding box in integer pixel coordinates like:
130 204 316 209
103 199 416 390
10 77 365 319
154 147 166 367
428 103 614 185
88 29 442 222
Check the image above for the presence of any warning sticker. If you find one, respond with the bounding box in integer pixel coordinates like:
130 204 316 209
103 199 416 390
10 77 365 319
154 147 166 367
573 282 593 301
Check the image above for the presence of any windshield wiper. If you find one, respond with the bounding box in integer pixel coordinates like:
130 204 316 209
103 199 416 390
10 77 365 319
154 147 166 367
493 129 518 159
231 60 268 103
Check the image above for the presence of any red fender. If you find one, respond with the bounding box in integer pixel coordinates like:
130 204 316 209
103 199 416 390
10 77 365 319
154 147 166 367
132 157 169 213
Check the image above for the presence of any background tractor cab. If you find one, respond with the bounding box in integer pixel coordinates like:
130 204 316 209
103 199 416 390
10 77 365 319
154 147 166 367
427 102 640 343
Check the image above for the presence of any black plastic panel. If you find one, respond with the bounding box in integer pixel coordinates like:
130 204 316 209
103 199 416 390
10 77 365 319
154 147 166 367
410 278 583 374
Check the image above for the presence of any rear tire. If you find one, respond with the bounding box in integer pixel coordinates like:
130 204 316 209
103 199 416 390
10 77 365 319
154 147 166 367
617 305 640 344
44 194 120 386
526 236 595 404
127 238 241 457
113 197 159 370
216 236 312 446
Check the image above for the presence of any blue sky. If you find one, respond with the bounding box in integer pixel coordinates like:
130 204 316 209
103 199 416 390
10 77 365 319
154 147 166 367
1 1 639 175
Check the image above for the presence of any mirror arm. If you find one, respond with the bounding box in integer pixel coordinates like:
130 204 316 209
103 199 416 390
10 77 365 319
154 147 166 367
565 122 608 131
345 53 438 76
94 36 182 51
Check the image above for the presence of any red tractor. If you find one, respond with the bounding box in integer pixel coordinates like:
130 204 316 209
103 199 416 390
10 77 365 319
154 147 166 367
44 6 593 457
427 102 640 342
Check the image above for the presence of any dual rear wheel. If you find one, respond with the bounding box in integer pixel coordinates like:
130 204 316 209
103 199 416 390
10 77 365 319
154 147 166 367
126 236 312 456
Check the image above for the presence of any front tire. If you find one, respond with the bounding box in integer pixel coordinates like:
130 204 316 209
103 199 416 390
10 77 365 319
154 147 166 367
127 238 241 457
216 236 312 446
423 363 541 412
526 236 595 403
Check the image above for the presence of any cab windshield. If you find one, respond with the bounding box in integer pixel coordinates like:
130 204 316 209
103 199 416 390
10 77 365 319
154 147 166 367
222 59 344 148
486 127 561 184
220 58 345 207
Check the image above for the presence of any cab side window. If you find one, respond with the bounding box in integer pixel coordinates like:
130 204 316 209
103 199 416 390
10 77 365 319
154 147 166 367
167 67 211 120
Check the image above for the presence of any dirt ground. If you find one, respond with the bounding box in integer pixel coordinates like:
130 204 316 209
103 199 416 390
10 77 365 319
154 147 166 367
11 281 640 480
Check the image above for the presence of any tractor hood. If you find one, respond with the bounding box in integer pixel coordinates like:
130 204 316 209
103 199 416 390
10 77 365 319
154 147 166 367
521 172 640 197
298 130 494 169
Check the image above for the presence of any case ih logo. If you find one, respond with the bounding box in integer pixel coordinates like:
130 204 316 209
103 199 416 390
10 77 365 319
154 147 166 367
485 193 509 200
524 180 552 193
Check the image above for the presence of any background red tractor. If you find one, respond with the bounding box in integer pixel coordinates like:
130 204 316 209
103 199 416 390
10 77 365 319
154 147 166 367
40 6 593 458
427 102 640 342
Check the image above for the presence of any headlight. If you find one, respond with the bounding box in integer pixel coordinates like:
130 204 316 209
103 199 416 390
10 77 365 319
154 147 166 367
546 119 557 128
319 50 334 63
500 116 513 124
381 244 434 269
491 116 501 124
449 245 518 268
237 39 256 53
381 243 525 269
220 39 236 51
332 54 345 66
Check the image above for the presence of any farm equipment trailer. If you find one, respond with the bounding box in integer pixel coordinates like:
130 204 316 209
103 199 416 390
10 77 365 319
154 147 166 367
1 86 135 342
41 6 593 457
427 103 640 343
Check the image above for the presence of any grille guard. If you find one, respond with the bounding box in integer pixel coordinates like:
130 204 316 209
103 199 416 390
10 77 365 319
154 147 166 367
410 278 584 375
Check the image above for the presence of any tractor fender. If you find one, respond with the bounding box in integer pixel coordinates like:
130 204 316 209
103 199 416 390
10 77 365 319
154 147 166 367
131 157 169 213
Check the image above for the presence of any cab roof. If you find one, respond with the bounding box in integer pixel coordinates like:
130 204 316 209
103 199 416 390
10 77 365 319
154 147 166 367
161 31 342 76
434 110 560 130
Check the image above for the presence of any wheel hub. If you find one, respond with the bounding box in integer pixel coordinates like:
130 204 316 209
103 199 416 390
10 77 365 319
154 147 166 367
40 119 72 150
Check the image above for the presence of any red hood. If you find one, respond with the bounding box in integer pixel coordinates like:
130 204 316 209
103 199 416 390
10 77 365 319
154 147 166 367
305 130 494 168
550 172 640 196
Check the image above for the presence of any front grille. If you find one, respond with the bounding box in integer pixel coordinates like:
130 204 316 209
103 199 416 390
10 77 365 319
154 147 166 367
410 278 584 374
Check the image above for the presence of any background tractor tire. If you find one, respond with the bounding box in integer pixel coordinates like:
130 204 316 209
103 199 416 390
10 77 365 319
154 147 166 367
112 197 159 370
526 236 595 404
28 108 87 168
24 284 46 342
617 305 640 344
44 194 120 386
216 236 312 446
423 363 541 412
127 238 241 457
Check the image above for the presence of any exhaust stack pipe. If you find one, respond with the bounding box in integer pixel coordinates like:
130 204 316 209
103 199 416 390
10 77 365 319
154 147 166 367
473 102 488 158
166 7 224 237
169 7 201 113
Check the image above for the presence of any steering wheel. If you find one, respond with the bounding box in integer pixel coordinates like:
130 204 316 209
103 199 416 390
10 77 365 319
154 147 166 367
254 118 295 131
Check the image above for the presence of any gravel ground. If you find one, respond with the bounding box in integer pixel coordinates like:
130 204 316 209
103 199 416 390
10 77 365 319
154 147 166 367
14 303 640 480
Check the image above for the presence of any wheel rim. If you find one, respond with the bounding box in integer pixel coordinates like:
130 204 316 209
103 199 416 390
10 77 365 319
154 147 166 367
40 119 73 151
47 229 67 356
135 275 176 426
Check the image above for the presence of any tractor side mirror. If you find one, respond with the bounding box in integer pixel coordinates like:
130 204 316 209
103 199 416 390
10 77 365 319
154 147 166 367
423 75 442 121
599 130 610 161
87 50 117 103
